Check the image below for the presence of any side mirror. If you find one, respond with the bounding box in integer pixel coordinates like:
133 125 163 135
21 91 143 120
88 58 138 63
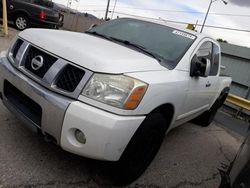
190 55 211 77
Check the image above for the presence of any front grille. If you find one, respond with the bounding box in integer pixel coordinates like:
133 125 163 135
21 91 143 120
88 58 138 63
12 39 23 59
12 38 92 98
23 46 57 78
56 65 85 92
4 81 42 127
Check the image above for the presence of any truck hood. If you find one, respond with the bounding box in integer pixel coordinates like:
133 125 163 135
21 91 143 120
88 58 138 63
19 29 166 74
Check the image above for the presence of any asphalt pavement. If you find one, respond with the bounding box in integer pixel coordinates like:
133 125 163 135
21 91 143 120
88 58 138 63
0 27 18 53
0 99 244 187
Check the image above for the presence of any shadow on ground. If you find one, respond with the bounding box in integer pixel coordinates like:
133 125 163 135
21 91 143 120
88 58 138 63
0 101 243 188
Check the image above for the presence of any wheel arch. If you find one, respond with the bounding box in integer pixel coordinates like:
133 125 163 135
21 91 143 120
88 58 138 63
149 103 175 133
220 87 230 95
12 10 31 20
218 86 230 107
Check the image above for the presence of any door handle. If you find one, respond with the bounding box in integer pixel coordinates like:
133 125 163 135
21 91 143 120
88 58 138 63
206 82 211 87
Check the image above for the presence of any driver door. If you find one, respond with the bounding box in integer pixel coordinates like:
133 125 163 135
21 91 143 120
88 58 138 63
179 41 213 121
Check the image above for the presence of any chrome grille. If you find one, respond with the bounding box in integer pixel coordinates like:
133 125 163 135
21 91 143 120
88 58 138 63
12 39 23 59
23 46 57 78
56 65 85 92
8 38 93 99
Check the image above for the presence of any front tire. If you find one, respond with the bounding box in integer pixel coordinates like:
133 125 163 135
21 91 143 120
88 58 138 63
113 113 167 185
14 15 29 31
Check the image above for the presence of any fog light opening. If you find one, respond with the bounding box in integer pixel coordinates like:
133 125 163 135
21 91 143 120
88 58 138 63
74 129 86 144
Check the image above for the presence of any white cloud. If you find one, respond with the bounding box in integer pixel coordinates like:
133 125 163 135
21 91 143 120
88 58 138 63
53 0 250 47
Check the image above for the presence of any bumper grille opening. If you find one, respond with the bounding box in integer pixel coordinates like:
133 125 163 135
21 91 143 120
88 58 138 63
12 39 23 59
56 65 85 92
23 46 57 78
4 81 42 127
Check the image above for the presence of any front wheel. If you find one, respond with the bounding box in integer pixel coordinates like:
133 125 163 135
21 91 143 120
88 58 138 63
14 15 29 31
112 113 167 185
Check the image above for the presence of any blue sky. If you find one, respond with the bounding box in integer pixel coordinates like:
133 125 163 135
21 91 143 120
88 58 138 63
53 0 250 47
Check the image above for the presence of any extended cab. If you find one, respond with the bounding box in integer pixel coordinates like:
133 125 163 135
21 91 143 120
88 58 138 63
0 18 231 184
0 0 63 30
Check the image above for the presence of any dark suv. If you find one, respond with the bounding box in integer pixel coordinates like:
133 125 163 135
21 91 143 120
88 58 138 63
0 0 63 30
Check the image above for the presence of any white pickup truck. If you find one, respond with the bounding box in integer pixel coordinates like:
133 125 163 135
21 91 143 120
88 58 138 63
0 18 231 184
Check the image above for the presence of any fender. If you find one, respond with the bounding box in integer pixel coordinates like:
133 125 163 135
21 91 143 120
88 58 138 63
10 9 31 20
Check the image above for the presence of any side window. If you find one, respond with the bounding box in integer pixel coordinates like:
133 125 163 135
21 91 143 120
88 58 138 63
210 44 220 76
196 41 212 62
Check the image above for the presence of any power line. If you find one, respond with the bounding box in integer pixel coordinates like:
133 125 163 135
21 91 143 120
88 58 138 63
77 5 250 17
76 9 250 32
110 11 250 33
80 9 250 18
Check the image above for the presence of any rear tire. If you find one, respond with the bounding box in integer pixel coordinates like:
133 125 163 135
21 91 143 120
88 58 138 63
112 113 167 185
192 100 220 127
192 92 228 127
14 15 29 31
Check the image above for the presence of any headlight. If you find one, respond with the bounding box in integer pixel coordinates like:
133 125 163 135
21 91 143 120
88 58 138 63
81 74 148 110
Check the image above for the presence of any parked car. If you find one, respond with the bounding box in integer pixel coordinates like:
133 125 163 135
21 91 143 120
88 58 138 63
0 0 63 30
0 18 232 184
220 126 250 188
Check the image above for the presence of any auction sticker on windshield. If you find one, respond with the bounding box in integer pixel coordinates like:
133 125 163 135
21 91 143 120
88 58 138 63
172 30 196 40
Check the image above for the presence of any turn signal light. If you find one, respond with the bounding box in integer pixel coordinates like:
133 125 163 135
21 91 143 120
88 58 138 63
124 86 147 110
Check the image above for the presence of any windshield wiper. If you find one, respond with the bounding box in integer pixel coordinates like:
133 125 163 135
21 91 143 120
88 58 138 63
109 37 163 62
85 31 163 62
85 31 113 42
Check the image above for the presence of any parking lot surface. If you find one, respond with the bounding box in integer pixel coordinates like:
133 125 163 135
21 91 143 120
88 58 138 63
0 99 243 188
0 27 18 53
0 27 244 188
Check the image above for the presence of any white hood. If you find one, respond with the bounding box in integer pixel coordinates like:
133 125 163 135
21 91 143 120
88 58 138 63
19 29 167 74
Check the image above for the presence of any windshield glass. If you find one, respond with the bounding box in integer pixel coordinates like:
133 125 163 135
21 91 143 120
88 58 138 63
88 18 196 69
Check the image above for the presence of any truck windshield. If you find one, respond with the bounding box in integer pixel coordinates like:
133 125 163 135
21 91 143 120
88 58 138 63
88 18 196 69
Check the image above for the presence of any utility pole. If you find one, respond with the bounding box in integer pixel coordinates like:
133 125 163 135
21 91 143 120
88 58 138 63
200 0 227 33
111 0 118 19
200 0 213 33
2 0 8 36
104 0 111 20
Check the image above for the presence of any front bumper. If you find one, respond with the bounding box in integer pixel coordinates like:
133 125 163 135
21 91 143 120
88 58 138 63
0 55 145 161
